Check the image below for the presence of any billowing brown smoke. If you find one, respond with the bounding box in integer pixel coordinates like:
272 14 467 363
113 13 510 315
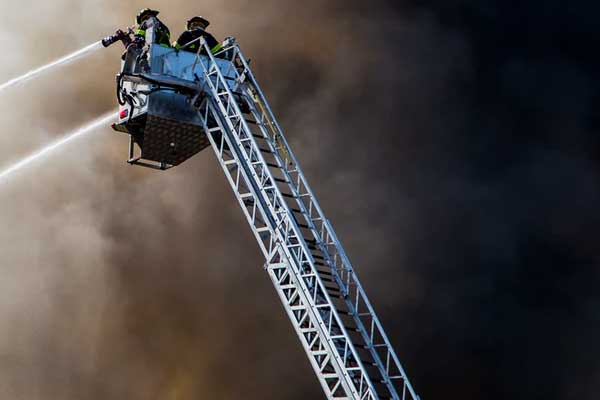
0 1 473 399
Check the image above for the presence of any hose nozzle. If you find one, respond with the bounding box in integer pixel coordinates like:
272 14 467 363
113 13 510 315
101 34 119 48
102 29 133 48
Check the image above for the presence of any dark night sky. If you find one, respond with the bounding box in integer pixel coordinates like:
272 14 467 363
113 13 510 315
0 1 598 399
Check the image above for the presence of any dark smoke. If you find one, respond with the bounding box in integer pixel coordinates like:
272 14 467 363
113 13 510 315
0 1 598 399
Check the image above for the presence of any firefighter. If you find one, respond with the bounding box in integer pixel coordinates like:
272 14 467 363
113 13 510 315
134 8 171 48
173 16 222 55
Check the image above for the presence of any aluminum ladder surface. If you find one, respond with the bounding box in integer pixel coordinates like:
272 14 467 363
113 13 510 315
192 38 420 400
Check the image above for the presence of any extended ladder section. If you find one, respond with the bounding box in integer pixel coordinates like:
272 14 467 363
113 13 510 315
189 38 419 400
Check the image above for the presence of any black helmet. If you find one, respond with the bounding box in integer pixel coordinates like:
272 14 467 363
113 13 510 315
187 16 210 30
136 8 159 24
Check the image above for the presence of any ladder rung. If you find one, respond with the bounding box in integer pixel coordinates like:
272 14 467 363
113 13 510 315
314 249 328 259
317 270 332 277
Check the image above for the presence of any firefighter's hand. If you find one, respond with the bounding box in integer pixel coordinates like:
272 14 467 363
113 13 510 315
223 36 236 47
133 36 145 47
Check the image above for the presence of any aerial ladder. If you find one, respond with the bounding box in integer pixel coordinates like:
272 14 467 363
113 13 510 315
103 20 420 400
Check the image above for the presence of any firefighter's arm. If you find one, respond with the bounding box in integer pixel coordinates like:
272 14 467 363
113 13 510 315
210 43 223 54
211 37 235 55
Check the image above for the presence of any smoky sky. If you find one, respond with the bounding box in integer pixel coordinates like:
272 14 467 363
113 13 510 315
0 1 598 399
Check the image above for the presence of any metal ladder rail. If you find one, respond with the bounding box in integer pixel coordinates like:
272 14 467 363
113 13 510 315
232 45 419 400
239 97 396 397
238 85 399 399
198 81 368 400
237 80 399 398
196 40 380 399
194 98 353 398
198 51 376 400
195 105 275 257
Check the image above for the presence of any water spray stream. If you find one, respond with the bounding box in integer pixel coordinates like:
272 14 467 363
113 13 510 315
0 111 115 182
0 41 102 93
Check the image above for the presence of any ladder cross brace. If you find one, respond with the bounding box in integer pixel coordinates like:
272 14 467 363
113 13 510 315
189 38 419 400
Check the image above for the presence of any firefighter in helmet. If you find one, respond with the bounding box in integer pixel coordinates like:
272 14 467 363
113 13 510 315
134 8 171 48
173 16 222 55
